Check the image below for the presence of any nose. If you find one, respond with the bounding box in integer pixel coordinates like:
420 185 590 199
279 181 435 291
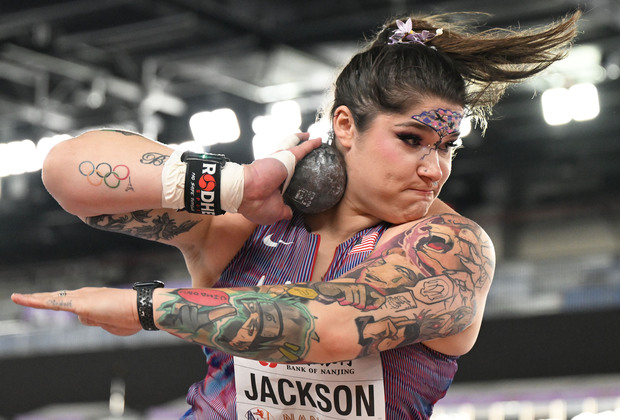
417 147 443 182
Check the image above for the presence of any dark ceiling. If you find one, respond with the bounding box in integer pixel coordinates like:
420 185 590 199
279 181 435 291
1 0 619 268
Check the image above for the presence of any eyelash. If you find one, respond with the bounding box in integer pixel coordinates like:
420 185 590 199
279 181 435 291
397 133 423 146
397 134 462 152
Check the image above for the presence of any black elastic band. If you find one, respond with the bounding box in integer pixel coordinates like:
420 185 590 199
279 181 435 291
133 281 164 331
181 152 228 215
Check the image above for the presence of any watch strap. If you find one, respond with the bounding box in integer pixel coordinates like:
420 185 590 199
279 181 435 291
133 281 164 331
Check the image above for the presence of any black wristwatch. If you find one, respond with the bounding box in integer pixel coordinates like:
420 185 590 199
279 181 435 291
133 280 165 331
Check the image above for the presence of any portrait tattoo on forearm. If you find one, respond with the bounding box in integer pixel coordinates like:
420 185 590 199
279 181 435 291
86 210 200 241
158 288 318 362
156 214 493 362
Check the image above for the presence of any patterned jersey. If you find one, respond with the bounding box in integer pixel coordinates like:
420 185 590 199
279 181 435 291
181 212 458 419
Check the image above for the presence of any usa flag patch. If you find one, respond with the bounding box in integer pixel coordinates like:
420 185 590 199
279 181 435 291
349 232 380 254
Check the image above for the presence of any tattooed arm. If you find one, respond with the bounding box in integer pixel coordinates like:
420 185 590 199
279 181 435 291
43 129 318 222
41 129 232 279
85 209 259 286
12 213 494 361
42 129 173 216
153 213 495 361
42 129 320 283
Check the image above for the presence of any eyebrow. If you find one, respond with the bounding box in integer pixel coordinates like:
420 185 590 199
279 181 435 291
394 120 461 139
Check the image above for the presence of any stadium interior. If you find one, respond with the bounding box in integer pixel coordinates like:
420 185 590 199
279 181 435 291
0 0 619 418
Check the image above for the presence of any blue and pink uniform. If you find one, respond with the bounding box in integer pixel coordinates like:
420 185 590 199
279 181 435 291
181 212 458 419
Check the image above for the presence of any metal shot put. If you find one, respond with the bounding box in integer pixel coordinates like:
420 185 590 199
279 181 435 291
284 142 347 214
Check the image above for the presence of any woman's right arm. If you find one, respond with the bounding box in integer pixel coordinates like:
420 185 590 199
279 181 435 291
42 129 176 217
42 129 222 251
42 129 250 284
42 129 321 285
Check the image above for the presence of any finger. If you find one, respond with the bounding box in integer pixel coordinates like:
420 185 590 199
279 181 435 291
11 292 75 312
339 288 356 306
269 133 306 153
288 137 322 163
277 204 294 221
295 132 310 143
276 133 304 149
354 289 367 309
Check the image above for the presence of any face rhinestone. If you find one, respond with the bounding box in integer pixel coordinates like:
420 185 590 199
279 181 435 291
411 108 463 139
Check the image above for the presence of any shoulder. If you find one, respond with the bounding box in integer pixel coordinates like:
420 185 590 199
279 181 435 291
382 211 495 356
379 211 495 267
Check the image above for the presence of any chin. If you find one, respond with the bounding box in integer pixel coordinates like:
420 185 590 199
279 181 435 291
411 202 436 220
384 206 430 225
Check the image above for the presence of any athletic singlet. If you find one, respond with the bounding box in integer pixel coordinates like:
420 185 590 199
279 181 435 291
181 211 459 420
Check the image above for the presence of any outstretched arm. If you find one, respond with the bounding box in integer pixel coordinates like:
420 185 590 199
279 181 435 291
12 213 494 362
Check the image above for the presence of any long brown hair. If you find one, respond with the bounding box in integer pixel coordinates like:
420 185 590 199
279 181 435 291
329 10 581 132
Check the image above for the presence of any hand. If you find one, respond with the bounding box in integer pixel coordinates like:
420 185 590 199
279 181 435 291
312 282 386 311
11 287 141 336
239 134 322 225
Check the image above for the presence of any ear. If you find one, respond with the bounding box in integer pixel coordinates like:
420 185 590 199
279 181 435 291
332 105 355 149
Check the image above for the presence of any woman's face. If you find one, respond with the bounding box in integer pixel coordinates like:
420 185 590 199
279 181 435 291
339 98 464 224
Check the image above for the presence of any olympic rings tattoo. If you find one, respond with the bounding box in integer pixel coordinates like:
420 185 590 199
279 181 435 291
79 161 133 190
58 290 67 297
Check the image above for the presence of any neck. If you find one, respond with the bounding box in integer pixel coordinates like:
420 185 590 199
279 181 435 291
303 203 383 241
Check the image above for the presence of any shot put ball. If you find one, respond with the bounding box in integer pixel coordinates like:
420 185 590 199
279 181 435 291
284 142 347 214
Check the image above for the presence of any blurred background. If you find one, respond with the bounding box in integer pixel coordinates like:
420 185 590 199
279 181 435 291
0 0 619 419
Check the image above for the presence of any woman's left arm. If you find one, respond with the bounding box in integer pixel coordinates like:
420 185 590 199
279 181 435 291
12 213 494 363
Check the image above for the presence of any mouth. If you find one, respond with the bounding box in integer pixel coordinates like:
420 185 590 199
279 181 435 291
410 188 435 197
365 272 387 285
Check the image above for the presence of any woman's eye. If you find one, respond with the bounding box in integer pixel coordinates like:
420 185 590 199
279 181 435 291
439 138 463 152
397 134 422 146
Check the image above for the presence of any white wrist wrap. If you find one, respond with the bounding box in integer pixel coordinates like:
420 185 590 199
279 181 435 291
161 149 245 213
161 149 186 209
268 150 296 193
220 162 244 213
276 134 302 151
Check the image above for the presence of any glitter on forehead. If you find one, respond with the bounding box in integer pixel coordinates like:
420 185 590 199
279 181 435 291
411 108 463 138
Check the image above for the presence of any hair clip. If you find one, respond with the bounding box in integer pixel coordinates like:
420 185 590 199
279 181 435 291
388 18 443 46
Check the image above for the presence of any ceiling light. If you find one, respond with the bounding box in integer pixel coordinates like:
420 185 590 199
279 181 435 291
189 108 240 146
541 88 572 126
252 101 303 159
569 83 600 122
541 83 600 126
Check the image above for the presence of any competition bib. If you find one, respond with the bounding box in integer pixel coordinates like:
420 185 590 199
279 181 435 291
233 355 386 420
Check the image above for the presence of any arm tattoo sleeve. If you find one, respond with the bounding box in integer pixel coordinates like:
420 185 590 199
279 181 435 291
86 210 200 241
324 213 494 352
156 214 494 362
158 288 318 363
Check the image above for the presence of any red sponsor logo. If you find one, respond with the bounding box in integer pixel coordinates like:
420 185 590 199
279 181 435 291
199 173 216 191
259 361 278 368
178 289 229 306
